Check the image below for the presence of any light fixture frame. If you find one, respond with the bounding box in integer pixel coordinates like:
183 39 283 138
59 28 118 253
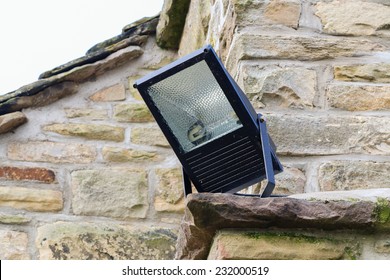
134 45 282 197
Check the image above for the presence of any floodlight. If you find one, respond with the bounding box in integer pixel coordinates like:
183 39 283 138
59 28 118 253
134 45 282 197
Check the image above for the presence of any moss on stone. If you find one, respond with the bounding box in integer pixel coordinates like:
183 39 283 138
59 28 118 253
375 198 390 228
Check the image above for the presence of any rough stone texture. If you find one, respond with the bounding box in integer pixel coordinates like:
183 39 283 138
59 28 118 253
89 83 126 102
374 238 390 254
318 161 390 191
113 103 154 123
64 108 109 120
0 186 63 212
264 0 301 29
102 146 159 162
43 123 125 142
157 0 191 49
0 230 30 259
0 214 31 225
316 1 390 36
175 193 376 259
0 111 27 134
267 113 390 156
0 166 55 183
241 64 318 109
334 63 390 83
154 168 185 213
128 76 143 100
258 166 306 195
71 169 149 219
208 230 359 260
131 127 170 147
36 222 177 260
327 84 390 111
8 141 97 164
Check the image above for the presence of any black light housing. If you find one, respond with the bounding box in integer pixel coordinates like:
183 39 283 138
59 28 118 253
134 45 283 197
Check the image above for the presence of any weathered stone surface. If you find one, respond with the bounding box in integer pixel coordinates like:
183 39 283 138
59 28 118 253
0 166 55 183
267 113 390 156
334 63 390 83
8 141 96 164
208 230 358 260
241 64 318 109
71 169 148 219
102 146 159 162
43 123 125 142
226 31 383 73
113 103 154 123
175 193 376 259
131 127 170 147
257 166 305 195
318 161 390 191
36 222 177 260
264 0 301 29
0 111 27 134
128 76 143 100
316 1 390 36
89 83 126 102
64 108 109 120
0 230 29 259
154 168 185 213
0 186 63 212
157 0 191 49
327 84 390 111
0 214 31 225
374 238 390 254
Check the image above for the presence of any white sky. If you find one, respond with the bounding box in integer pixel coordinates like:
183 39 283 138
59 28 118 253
0 0 164 95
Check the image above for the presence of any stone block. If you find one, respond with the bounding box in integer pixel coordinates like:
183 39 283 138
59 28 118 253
258 166 305 195
36 222 177 260
0 214 31 225
89 83 126 102
267 113 390 156
64 108 109 120
316 1 390 36
318 161 390 191
0 166 55 183
71 169 149 219
43 123 125 142
327 84 390 111
264 0 301 29
102 146 159 162
131 127 170 148
113 103 154 123
154 168 185 213
241 64 318 109
0 111 27 134
0 230 29 259
0 186 63 212
8 141 96 164
334 63 390 83
128 76 143 101
208 230 359 260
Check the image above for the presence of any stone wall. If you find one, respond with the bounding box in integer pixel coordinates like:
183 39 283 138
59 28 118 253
1 0 390 260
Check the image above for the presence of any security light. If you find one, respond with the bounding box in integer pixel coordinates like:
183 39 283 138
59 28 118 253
134 45 282 197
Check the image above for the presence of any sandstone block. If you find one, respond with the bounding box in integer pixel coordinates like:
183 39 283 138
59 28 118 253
318 161 390 192
0 230 29 259
71 169 149 219
327 84 390 111
208 230 359 260
131 127 170 147
0 186 63 212
241 64 317 109
264 0 301 29
102 146 159 162
8 141 96 163
0 166 55 183
0 214 31 225
154 168 185 213
113 103 154 123
64 108 109 120
316 1 390 36
36 222 177 260
334 63 390 83
128 76 143 101
0 111 27 134
258 166 305 195
267 113 390 156
89 83 126 102
43 123 125 142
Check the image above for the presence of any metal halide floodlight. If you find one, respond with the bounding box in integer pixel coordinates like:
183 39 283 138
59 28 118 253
133 45 283 197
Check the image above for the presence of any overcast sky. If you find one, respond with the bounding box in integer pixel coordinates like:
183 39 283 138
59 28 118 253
0 0 164 95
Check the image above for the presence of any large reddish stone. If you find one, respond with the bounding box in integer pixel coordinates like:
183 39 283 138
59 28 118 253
0 166 55 183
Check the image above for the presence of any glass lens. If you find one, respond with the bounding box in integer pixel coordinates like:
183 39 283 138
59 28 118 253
147 60 243 152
